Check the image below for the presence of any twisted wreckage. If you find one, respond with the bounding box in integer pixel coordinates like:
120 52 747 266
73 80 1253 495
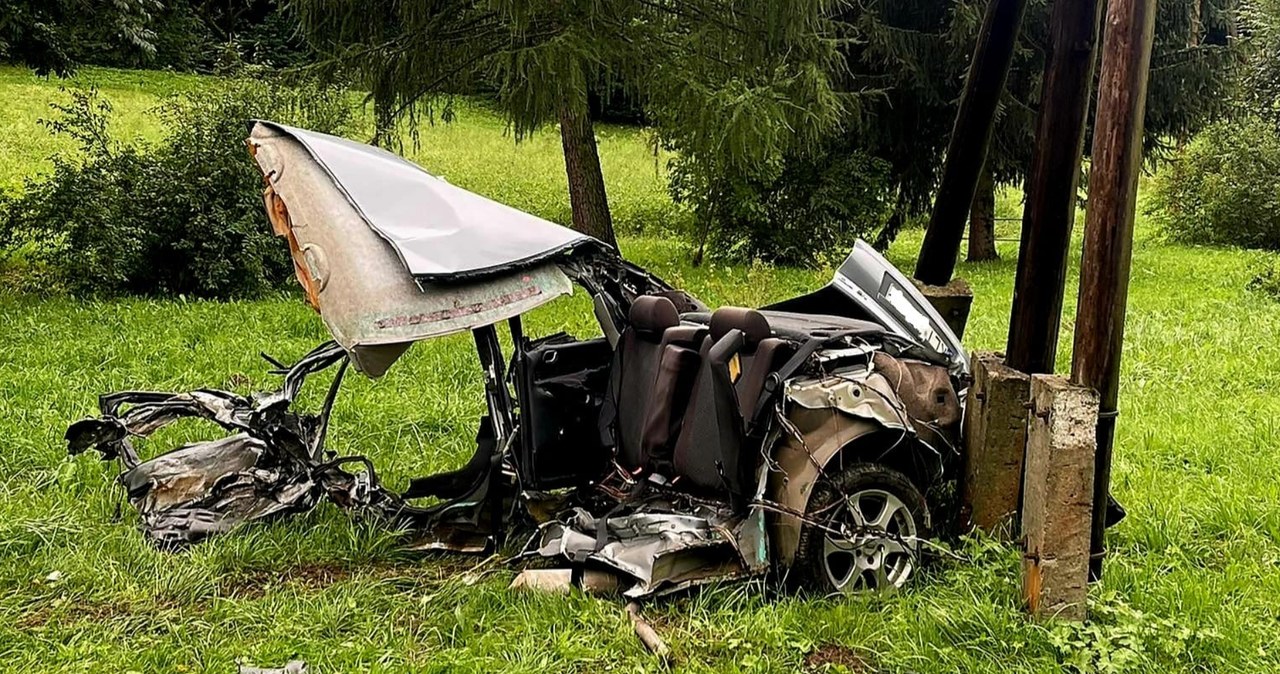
67 122 970 598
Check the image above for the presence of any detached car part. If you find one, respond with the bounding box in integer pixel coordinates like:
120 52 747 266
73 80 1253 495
67 122 969 597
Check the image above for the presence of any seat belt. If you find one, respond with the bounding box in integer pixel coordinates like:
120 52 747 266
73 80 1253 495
746 330 862 435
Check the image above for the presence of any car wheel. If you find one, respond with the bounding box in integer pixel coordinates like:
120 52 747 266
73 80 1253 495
794 462 930 594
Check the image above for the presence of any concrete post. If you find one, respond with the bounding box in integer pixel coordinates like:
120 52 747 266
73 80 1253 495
961 352 1032 537
913 278 974 339
1021 374 1099 621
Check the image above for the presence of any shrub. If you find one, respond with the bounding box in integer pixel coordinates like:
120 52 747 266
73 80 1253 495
670 142 893 266
1147 117 1280 251
0 77 353 298
1248 256 1280 301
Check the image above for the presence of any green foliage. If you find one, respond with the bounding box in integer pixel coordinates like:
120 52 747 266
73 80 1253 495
0 0 160 75
292 0 846 246
230 3 315 69
1240 0 1280 125
0 77 353 298
684 0 1246 255
1048 592 1224 673
1247 255 1280 300
1147 117 1280 251
1 0 311 75
671 144 893 265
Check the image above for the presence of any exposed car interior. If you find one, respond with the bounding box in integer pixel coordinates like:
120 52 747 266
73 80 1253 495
65 121 970 597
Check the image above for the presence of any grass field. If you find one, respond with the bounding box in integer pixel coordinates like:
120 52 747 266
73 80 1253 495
3 67 1280 673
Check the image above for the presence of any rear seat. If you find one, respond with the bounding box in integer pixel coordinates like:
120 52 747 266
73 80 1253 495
672 307 793 500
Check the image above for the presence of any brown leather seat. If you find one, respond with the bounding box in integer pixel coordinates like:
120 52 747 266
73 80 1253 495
639 325 708 473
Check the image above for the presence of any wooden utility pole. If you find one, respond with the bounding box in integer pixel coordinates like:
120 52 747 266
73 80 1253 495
1071 0 1157 581
1006 0 1106 374
914 0 1029 286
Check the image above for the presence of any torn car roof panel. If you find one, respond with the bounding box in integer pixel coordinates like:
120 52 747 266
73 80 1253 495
248 122 574 377
248 120 600 281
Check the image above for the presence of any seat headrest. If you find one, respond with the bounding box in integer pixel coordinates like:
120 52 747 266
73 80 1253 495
710 307 771 346
629 295 679 338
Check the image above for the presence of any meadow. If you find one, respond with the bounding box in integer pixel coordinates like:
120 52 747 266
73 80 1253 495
3 66 1280 673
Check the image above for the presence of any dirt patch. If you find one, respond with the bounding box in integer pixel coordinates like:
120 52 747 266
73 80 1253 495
16 597 188 631
219 562 356 598
15 607 55 630
218 558 477 599
805 643 875 673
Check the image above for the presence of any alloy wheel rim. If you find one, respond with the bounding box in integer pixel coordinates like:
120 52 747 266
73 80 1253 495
821 488 919 592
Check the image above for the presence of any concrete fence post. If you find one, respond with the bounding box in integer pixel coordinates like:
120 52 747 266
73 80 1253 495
1021 374 1099 621
960 352 1031 537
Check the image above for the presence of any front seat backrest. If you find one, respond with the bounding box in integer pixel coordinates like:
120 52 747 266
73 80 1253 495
672 329 746 497
601 295 679 471
707 307 791 417
672 306 778 501
639 324 709 473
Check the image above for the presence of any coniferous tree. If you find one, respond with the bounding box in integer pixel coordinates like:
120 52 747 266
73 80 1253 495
681 0 1245 260
290 0 846 248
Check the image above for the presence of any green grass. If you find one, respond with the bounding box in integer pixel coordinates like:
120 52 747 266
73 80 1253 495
0 67 205 196
4 67 1280 673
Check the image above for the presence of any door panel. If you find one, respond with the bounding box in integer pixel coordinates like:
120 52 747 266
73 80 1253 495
515 334 613 489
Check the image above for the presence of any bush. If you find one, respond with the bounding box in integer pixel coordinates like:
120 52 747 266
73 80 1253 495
1248 256 1280 301
1147 117 1280 251
670 142 893 265
0 77 353 298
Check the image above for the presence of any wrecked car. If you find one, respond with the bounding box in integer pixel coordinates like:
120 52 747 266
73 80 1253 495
66 121 969 597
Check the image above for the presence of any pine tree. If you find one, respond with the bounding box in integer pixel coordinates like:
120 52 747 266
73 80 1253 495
690 0 1245 255
289 0 846 249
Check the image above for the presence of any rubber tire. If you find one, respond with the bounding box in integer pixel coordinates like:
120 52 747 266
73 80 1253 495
793 462 931 594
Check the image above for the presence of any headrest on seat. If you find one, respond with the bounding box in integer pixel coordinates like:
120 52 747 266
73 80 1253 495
709 307 771 346
629 295 680 338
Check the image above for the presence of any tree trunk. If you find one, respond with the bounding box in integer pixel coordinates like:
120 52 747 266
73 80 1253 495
967 169 998 261
558 86 618 249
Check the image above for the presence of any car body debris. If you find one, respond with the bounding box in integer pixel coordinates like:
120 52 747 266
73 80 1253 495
67 121 971 601
238 661 307 674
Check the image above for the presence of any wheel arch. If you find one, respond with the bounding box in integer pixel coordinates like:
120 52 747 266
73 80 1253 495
766 405 939 567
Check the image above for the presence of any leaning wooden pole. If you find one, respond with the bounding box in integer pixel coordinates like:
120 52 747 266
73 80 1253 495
1071 0 1157 581
1006 0 1106 374
914 0 1029 286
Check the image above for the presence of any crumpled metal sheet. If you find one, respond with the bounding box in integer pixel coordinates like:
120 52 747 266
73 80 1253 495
65 341 416 547
784 369 914 432
526 501 753 599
